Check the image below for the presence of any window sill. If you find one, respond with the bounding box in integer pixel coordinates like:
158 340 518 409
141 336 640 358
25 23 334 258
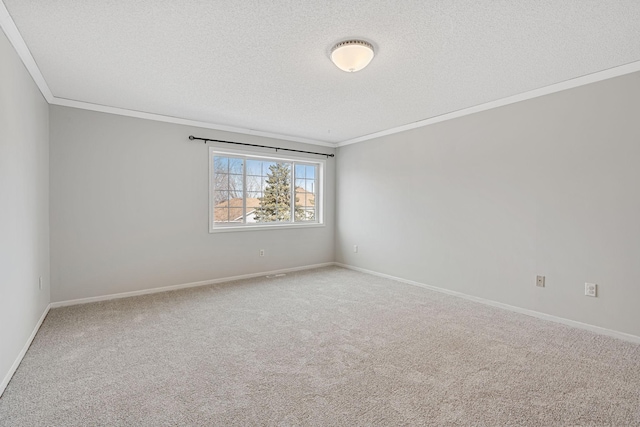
209 223 325 233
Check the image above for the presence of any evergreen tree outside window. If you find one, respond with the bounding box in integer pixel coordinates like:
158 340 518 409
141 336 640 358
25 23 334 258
210 149 322 231
253 163 304 223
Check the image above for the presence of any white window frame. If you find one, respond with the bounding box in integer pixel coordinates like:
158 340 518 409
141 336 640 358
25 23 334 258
209 146 325 233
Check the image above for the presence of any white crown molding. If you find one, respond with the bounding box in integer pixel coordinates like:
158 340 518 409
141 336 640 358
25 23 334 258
4 2 640 150
0 1 53 102
0 4 335 148
337 60 640 147
50 97 337 148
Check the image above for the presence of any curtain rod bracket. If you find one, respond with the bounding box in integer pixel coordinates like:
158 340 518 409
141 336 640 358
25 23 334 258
188 135 206 144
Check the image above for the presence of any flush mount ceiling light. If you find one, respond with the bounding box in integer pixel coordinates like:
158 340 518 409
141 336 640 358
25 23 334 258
330 40 375 72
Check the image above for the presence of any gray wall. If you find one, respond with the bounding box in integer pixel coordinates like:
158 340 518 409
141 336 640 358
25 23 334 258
0 30 50 389
50 106 335 302
336 71 640 337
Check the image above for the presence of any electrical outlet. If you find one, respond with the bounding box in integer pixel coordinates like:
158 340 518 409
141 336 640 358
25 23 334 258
259 249 265 257
585 283 597 297
536 275 545 287
38 276 43 290
353 245 358 253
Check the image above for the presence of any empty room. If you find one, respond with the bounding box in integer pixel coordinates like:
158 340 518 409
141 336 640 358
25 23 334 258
1 1 640 425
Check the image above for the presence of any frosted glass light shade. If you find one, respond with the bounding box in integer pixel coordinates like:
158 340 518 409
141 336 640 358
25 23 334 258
330 40 374 72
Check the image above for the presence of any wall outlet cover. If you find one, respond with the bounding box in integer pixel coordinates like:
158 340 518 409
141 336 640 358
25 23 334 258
536 275 545 287
585 283 597 297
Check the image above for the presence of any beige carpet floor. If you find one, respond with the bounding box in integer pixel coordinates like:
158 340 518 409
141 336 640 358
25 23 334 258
1 266 639 426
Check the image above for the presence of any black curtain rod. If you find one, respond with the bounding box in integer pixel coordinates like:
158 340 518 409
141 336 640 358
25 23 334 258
189 135 335 158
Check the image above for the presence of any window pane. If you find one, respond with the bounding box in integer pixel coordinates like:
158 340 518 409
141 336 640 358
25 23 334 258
228 174 244 199
244 175 260 193
254 162 292 223
213 190 229 206
213 156 228 173
305 179 315 193
306 165 315 179
214 156 243 195
214 199 245 223
214 172 230 191
294 165 317 222
228 158 244 174
246 159 263 176
214 207 231 223
262 161 277 173
213 156 244 223
211 152 321 229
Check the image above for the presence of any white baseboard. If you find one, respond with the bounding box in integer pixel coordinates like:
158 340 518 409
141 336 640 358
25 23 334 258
0 304 51 398
5 261 634 400
2 263 333 397
50 262 335 308
335 263 640 345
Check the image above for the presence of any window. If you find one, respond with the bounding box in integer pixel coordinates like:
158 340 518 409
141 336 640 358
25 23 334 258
209 147 323 231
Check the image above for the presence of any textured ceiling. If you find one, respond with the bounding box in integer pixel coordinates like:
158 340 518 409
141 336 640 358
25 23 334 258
3 1 640 144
